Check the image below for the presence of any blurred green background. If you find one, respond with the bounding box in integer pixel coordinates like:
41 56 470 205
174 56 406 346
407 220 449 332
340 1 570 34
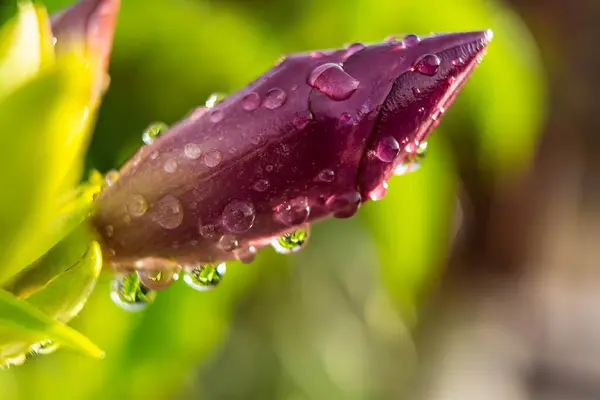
0 0 546 399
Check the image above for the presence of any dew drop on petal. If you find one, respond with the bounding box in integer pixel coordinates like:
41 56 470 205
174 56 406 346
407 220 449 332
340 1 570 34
126 194 148 217
151 195 183 229
104 170 120 186
209 110 224 123
222 200 255 233
199 223 217 239
203 149 223 168
274 196 310 226
293 111 313 129
184 143 202 159
403 34 420 47
184 263 226 291
263 88 287 109
242 92 261 111
164 158 178 173
412 54 441 76
253 179 269 192
271 227 309 254
344 42 366 58
317 169 335 182
375 136 400 163
218 234 239 252
205 93 226 108
142 122 169 145
369 182 388 201
326 192 361 219
234 246 257 264
308 63 359 101
110 272 156 311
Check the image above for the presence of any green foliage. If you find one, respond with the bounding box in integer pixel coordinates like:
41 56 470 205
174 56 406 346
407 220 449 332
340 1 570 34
2 0 546 398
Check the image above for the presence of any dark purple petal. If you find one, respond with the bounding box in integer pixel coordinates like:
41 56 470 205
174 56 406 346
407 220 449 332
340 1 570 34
93 30 492 267
50 0 121 101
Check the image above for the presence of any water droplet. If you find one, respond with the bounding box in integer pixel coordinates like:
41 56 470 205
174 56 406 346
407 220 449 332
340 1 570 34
452 57 465 67
151 195 183 229
242 92 261 111
412 54 441 76
104 170 120 186
184 263 226 291
150 151 159 160
199 223 217 238
344 42 366 58
395 141 427 175
263 88 287 109
209 110 224 123
222 200 255 233
293 111 313 129
205 93 226 108
308 63 359 101
271 227 309 254
126 194 148 217
394 162 421 175
137 269 178 291
310 51 325 58
375 136 400 163
105 225 114 238
403 34 420 47
326 192 361 219
234 246 257 264
164 158 178 173
317 169 335 182
265 164 274 172
274 196 310 226
30 340 59 355
110 272 156 311
291 84 299 91
253 179 269 192
203 149 223 168
218 234 239 252
184 143 202 159
369 182 388 201
432 106 445 121
142 122 169 145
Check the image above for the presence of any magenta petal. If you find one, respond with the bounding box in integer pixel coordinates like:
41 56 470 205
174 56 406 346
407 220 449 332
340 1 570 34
93 30 492 267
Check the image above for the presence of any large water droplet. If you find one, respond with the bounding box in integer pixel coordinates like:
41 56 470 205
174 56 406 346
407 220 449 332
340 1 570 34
205 93 226 108
184 143 202 159
242 92 261 111
271 227 309 254
142 122 169 145
137 268 179 291
184 263 226 291
308 63 359 101
274 196 310 226
326 192 361 219
263 88 287 109
203 149 223 168
412 54 441 76
104 170 120 186
375 136 400 163
403 34 420 47
222 200 255 233
218 234 239 252
126 194 148 217
110 272 156 311
163 158 178 173
344 42 366 59
151 195 183 229
317 169 335 182
253 179 269 192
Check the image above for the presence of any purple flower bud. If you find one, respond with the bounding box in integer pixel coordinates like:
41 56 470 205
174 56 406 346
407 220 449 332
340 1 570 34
50 0 121 101
93 30 492 268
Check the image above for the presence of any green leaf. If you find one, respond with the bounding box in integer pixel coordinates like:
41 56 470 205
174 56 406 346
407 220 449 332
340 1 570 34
0 1 54 101
0 286 104 367
0 49 92 285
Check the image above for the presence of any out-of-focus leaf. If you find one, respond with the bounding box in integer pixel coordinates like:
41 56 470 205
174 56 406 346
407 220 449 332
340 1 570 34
0 2 54 101
0 288 104 366
0 51 92 285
